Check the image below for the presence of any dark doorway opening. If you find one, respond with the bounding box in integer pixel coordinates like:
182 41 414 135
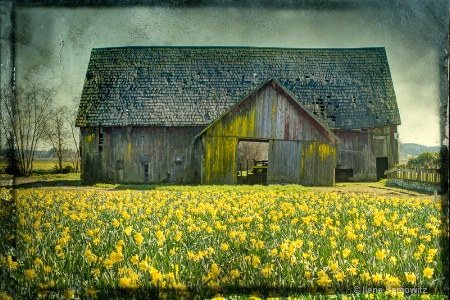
376 157 389 181
144 163 149 182
236 140 269 185
335 168 353 182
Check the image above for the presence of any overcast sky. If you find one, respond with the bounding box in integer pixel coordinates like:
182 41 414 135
10 1 449 146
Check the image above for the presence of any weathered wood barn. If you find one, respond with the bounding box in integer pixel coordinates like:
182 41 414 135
76 46 401 186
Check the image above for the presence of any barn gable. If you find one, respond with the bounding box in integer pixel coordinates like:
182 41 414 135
76 46 401 130
199 79 338 185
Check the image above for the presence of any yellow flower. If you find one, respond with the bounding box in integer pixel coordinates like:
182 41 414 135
375 249 386 260
334 271 345 282
360 271 371 282
255 240 264 249
270 249 278 257
43 265 52 273
357 243 364 252
317 274 332 287
423 267 434 279
372 273 383 284
251 255 260 267
131 254 139 265
139 260 149 272
220 243 229 251
174 231 182 242
24 269 37 280
351 258 359 266
112 219 120 227
389 256 397 265
347 267 357 276
85 286 98 297
34 257 43 266
103 259 114 269
405 272 417 284
342 248 351 258
210 263 221 278
119 277 131 288
124 226 132 236
6 256 18 270
0 291 13 300
230 269 240 279
92 268 100 277
110 251 123 263
261 265 273 278
428 249 437 257
328 261 338 272
134 232 144 246
305 271 311 278
63 289 75 299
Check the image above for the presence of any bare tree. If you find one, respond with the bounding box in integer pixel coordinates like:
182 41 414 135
47 105 69 173
0 85 54 176
68 99 80 172
237 141 269 170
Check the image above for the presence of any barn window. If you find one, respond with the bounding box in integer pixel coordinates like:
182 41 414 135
99 132 104 152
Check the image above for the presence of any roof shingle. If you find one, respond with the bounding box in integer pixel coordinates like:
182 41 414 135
76 46 401 129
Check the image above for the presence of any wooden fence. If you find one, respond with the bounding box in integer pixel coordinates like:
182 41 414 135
384 164 441 184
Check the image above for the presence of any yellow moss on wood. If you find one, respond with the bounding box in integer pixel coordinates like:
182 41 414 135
86 133 95 143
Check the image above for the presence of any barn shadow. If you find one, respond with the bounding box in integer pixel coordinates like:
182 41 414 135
7 179 82 189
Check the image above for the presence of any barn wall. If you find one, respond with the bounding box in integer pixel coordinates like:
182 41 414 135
333 125 398 181
202 136 237 184
205 82 337 143
301 141 337 186
202 81 337 186
80 127 103 184
80 126 203 184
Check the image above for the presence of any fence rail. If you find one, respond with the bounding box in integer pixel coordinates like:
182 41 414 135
384 164 441 184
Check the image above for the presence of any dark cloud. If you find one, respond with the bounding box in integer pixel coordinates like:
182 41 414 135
8 1 448 146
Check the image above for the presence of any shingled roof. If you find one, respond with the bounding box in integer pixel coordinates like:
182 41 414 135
76 46 401 129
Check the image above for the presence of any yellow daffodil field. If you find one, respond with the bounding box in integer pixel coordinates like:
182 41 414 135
0 186 448 299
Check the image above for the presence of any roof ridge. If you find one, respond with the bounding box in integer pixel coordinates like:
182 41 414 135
91 45 387 51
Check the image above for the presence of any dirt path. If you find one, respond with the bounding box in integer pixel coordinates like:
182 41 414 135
308 182 441 201
0 176 443 200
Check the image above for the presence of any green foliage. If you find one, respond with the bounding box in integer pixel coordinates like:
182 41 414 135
51 164 75 174
407 152 441 167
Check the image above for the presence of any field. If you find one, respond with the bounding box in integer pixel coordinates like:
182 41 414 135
0 185 448 300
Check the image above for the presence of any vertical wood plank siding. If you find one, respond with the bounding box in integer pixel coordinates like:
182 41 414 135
333 126 398 181
80 126 203 184
202 81 337 186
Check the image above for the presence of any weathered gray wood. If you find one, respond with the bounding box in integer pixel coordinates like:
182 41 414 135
80 126 203 184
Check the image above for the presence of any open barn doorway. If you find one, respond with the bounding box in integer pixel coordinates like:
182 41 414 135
236 140 269 185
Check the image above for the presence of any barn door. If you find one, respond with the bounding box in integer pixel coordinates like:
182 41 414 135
376 157 388 181
268 140 301 184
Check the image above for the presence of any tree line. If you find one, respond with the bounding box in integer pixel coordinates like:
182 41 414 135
0 84 80 176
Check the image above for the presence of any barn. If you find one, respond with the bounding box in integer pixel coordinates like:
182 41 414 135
76 46 401 186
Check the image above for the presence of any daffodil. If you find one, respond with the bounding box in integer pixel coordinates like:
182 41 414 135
24 269 37 280
423 267 434 279
375 249 386 260
123 226 132 236
230 269 241 279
